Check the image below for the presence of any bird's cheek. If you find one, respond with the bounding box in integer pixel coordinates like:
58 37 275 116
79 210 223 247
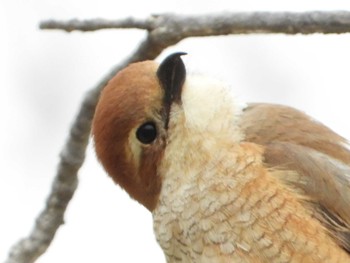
137 144 165 209
140 147 164 190
108 144 138 188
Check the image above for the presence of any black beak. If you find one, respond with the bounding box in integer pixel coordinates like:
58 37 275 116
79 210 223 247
157 52 187 129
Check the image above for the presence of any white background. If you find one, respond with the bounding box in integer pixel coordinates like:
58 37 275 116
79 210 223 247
1 1 350 262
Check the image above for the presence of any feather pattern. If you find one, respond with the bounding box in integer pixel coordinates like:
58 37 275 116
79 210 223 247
241 103 350 253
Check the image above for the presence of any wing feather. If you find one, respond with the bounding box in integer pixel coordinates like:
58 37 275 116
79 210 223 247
240 103 350 252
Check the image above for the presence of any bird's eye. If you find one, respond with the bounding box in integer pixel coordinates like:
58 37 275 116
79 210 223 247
136 122 157 144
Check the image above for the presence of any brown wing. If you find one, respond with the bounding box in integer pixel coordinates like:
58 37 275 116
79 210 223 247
240 103 350 252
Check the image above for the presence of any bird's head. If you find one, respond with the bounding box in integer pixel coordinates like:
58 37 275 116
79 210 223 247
92 53 244 211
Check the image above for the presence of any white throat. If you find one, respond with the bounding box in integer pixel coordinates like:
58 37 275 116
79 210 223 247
153 75 250 262
178 74 245 140
158 73 247 197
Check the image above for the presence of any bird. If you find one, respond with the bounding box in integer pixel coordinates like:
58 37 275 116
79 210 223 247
92 52 350 262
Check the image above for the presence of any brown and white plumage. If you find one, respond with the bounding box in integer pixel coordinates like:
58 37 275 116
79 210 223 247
92 53 350 262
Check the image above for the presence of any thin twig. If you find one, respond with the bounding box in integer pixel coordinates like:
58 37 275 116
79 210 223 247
40 17 153 32
40 11 350 34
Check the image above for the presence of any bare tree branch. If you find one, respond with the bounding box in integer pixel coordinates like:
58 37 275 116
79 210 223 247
40 17 153 32
4 32 180 263
40 11 350 34
6 10 350 263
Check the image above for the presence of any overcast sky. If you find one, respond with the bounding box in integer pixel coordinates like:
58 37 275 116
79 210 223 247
1 1 350 262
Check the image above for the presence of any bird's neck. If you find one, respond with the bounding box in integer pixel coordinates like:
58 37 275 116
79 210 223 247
152 139 265 261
